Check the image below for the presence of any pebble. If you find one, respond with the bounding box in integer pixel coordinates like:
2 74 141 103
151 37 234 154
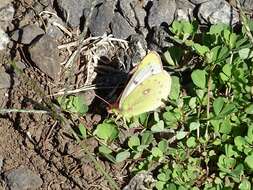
175 0 195 21
123 171 155 190
0 0 12 9
89 0 116 36
189 0 209 4
0 71 11 89
0 3 15 30
149 26 173 52
44 15 65 40
198 0 239 25
148 0 176 28
6 167 43 190
55 0 95 28
29 34 61 79
11 24 45 44
111 12 136 39
118 0 146 28
0 155 3 173
0 28 10 50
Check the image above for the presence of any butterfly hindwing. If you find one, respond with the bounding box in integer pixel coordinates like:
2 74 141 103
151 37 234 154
120 71 171 119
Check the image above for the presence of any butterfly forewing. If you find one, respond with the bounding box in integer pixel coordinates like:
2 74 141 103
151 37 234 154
120 51 163 106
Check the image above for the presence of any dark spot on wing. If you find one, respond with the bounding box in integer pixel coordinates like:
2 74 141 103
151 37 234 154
143 88 151 95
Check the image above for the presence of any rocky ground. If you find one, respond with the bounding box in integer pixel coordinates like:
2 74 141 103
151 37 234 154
0 0 252 189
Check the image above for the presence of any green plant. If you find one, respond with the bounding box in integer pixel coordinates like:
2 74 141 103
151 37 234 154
57 95 88 115
97 17 253 189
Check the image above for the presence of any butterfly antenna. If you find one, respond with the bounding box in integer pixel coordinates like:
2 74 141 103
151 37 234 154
94 93 111 106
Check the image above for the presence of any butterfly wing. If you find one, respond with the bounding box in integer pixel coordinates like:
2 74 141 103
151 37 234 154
120 51 163 104
119 71 171 119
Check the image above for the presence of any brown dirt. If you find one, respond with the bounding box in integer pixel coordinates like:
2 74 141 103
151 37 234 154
0 53 126 189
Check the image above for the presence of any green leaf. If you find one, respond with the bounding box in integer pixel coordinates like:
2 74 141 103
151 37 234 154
219 119 231 134
234 136 247 151
209 23 230 35
169 76 180 100
182 21 194 35
152 147 163 158
239 179 251 190
191 69 207 89
219 103 236 116
141 131 153 145
59 95 88 115
78 123 87 139
228 32 237 49
220 72 229 82
189 122 200 132
222 63 232 77
246 125 253 144
138 112 149 126
164 47 183 66
116 150 130 162
213 97 225 116
239 48 253 60
156 181 166 190
170 20 182 35
94 122 119 142
186 137 197 148
151 120 165 132
128 135 140 150
98 145 116 163
245 104 253 114
176 131 188 140
158 140 168 153
99 145 112 154
209 46 229 63
72 96 88 115
192 43 210 57
245 154 253 170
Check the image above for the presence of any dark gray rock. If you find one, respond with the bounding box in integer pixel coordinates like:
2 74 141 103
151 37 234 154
45 18 65 39
118 0 146 28
55 0 89 27
42 10 65 39
6 167 43 190
0 28 10 50
39 0 50 7
123 171 155 190
89 0 116 36
0 72 10 89
11 24 45 44
175 0 195 21
128 34 147 67
0 0 12 9
0 155 3 173
149 26 173 52
198 0 239 25
111 12 136 39
0 3 14 30
55 0 102 28
29 35 61 79
189 0 209 4
148 0 176 28
114 34 147 73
